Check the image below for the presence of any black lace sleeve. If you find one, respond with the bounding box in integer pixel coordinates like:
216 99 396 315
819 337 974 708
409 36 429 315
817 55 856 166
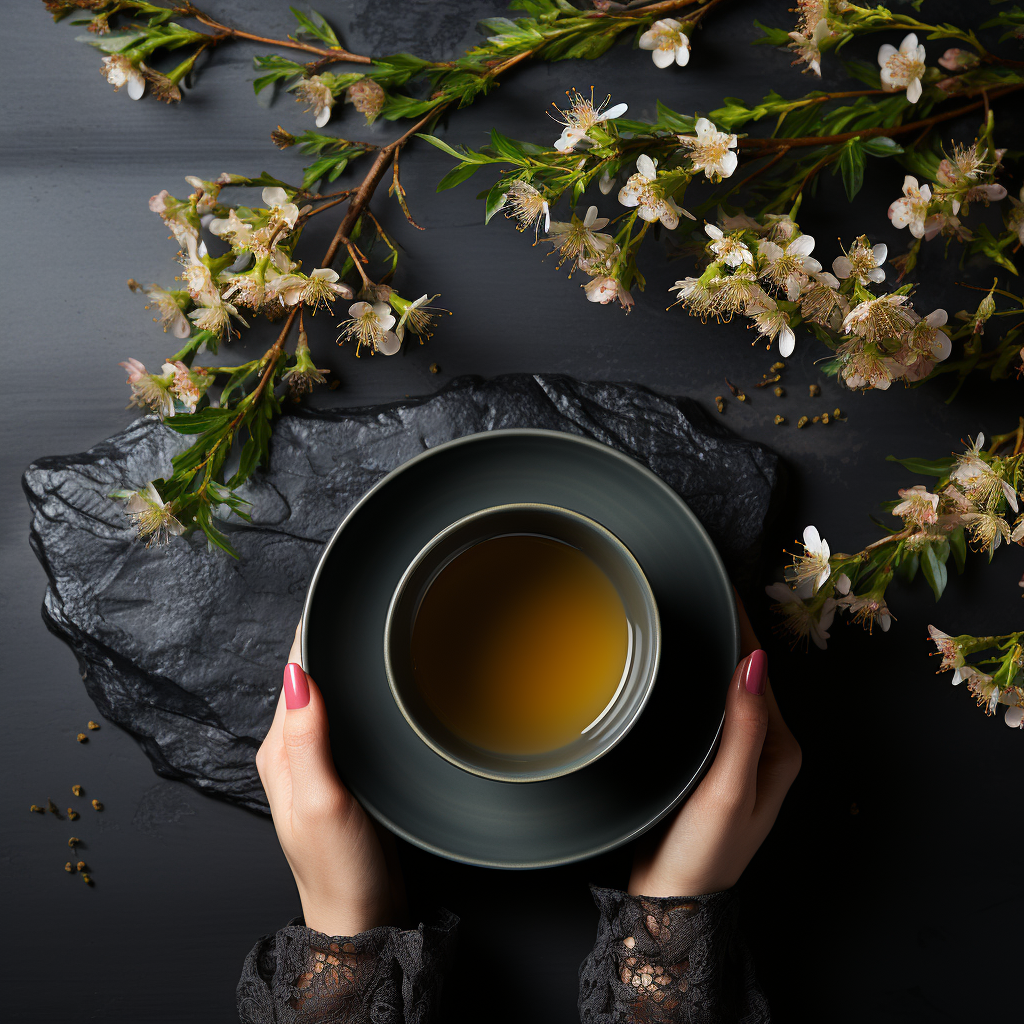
236 910 458 1023
578 887 769 1024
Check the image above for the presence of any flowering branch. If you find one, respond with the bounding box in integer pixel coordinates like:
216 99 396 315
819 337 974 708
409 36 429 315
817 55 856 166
766 427 1023 725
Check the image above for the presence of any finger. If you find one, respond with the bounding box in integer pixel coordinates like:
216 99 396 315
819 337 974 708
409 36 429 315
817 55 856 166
281 665 349 821
733 587 761 658
703 649 769 798
255 622 303 808
753 679 802 822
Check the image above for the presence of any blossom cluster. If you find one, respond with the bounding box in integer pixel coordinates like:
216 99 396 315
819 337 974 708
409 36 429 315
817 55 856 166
767 432 1023 724
928 628 1024 728
673 216 950 387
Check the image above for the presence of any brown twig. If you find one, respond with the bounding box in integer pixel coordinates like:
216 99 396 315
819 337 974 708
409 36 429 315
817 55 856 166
834 526 916 562
179 3 371 64
738 85 1024 151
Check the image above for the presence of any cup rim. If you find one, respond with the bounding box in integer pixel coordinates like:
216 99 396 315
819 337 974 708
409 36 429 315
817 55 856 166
383 502 661 783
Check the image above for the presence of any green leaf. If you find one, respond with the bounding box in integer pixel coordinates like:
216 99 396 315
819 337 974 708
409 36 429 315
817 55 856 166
950 526 967 573
838 139 866 201
897 550 920 584
436 163 479 191
290 6 341 49
860 136 904 157
252 54 306 94
489 129 527 163
163 407 235 435
75 31 146 53
483 180 508 224
886 455 955 477
843 59 883 89
655 101 695 135
751 20 792 46
920 543 948 602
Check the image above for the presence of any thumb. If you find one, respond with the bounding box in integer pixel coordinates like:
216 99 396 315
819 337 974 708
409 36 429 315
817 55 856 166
281 663 345 818
706 650 769 795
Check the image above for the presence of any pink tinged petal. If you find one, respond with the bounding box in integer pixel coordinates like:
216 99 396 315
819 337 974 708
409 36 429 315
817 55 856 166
719 150 738 177
378 331 401 356
925 308 948 327
878 42 897 66
652 47 676 68
903 175 919 193
836 573 851 595
802 256 822 274
636 154 657 180
906 78 922 103
879 613 892 631
1006 706 1024 728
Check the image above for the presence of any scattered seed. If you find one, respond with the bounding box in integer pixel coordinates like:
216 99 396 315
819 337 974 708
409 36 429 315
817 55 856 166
328 380 341 390
81 874 93 886
68 837 80 847
92 800 103 811
68 809 79 821
47 799 61 817
771 361 785 372
809 383 821 397
812 415 820 424
77 861 87 872
87 721 100 731
774 386 784 398
724 378 740 397
774 415 786 426
65 862 75 873
714 395 725 413
429 362 440 374
29 804 43 814
737 391 747 402
821 412 831 425
755 374 780 388
72 785 83 797
797 416 809 429
833 407 844 420
77 733 88 743
850 802 860 816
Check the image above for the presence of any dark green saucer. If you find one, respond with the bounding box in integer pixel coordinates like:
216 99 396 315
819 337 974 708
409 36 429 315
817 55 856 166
301 430 738 868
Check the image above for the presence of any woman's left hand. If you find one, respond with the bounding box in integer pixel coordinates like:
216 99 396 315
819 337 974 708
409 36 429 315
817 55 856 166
256 623 405 937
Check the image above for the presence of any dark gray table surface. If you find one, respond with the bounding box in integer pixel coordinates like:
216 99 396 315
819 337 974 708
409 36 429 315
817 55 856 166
3 2 1020 1021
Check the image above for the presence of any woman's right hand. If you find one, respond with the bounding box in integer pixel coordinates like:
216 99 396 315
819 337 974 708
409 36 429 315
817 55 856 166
629 599 801 898
256 624 405 937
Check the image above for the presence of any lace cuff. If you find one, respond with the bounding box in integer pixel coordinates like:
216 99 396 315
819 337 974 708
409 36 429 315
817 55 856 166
578 887 769 1023
237 910 458 1023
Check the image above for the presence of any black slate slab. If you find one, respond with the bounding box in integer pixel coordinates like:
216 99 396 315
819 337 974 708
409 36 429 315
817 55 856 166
24 374 778 812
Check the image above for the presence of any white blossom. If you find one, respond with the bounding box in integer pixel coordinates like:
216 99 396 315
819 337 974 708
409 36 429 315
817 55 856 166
747 293 797 356
584 274 633 309
832 239 887 285
786 524 832 592
504 180 551 235
275 268 353 311
757 233 821 293
677 118 738 180
100 54 146 100
552 90 628 153
889 175 932 238
878 33 927 103
617 155 688 229
548 205 618 270
123 483 185 545
638 19 690 69
704 224 753 268
293 75 335 127
765 580 837 649
336 300 401 355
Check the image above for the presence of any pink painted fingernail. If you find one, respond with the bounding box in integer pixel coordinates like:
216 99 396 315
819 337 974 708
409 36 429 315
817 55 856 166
744 650 767 696
284 663 310 709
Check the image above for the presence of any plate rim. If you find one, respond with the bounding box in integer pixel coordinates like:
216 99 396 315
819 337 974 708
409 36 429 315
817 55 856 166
301 427 738 869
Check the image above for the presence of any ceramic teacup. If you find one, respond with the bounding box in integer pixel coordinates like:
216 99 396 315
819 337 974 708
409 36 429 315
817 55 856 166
383 503 660 783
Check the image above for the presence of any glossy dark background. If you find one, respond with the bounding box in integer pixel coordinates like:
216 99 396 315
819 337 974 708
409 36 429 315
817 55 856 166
3 2 1020 1021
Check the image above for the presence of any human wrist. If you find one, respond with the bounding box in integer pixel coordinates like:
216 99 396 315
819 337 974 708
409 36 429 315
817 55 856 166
300 892 392 938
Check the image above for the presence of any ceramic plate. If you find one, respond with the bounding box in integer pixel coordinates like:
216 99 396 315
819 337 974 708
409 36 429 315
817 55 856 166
301 430 738 868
